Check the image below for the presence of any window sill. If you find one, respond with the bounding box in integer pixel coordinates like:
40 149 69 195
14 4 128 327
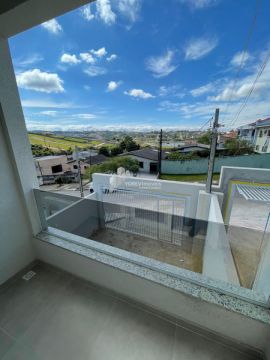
35 228 270 325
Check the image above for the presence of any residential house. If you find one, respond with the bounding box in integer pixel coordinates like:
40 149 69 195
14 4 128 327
35 155 78 185
67 153 108 170
218 130 238 144
238 122 257 144
253 118 270 153
238 118 270 153
177 143 210 153
120 148 167 173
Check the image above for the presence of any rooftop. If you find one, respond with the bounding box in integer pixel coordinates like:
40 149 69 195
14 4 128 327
122 149 167 161
238 117 270 129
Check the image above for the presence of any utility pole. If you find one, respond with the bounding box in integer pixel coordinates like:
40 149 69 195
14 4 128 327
37 161 43 185
75 146 84 198
206 108 219 193
157 129 163 178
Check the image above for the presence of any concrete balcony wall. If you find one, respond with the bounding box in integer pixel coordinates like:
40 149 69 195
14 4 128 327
92 173 208 219
0 114 35 284
46 194 101 239
203 194 239 285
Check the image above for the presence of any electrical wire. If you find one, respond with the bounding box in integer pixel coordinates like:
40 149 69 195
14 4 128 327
227 51 270 128
222 0 261 125
198 117 213 132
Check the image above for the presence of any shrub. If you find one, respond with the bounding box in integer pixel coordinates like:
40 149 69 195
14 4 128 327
86 156 139 180
167 151 199 161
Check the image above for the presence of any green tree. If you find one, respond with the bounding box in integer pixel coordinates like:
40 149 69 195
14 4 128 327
65 147 73 155
31 144 55 157
98 146 110 156
86 157 139 180
119 136 140 152
111 145 123 157
197 131 211 145
224 139 254 155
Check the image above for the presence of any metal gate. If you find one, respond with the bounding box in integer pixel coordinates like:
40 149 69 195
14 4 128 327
100 188 187 245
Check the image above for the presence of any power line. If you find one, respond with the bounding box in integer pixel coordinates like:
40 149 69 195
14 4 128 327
222 0 261 124
227 51 270 129
199 117 213 132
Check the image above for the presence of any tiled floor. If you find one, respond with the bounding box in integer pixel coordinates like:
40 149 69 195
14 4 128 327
0 263 261 360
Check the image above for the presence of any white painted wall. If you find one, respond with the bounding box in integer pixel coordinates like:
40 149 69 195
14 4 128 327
0 116 35 284
92 173 208 218
47 197 101 238
253 231 270 298
126 155 155 173
203 194 239 285
0 37 41 234
254 127 270 153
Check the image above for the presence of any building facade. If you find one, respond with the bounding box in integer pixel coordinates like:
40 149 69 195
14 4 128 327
238 118 270 153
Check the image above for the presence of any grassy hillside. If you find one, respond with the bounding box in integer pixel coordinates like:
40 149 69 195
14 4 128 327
28 133 103 151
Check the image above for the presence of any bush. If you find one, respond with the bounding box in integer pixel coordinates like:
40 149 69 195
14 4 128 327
98 146 110 156
31 144 55 157
111 145 123 157
167 151 200 161
86 156 139 180
224 139 254 155
197 131 211 145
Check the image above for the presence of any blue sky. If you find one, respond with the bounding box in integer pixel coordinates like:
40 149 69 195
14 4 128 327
9 0 270 131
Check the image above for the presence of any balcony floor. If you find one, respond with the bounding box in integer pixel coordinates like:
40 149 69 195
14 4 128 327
0 262 261 360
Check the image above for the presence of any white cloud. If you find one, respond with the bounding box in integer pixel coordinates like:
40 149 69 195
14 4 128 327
210 55 270 102
72 113 97 119
84 66 107 77
124 89 155 99
60 53 81 65
14 54 43 68
157 54 270 128
41 19 62 34
80 52 96 64
179 0 217 10
16 69 64 93
158 85 185 98
39 110 59 116
211 81 269 102
96 0 116 25
81 4 95 21
26 121 191 132
106 54 117 62
190 82 215 97
230 51 251 67
21 99 76 108
91 47 107 57
118 0 142 23
184 37 218 60
146 50 177 78
158 101 181 112
107 81 122 92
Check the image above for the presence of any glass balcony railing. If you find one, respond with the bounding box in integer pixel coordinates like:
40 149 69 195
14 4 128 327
34 187 270 308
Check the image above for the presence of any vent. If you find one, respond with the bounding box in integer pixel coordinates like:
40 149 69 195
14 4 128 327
22 271 36 281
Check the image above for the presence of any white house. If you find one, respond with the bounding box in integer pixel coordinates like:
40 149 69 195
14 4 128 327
120 148 167 173
238 118 270 153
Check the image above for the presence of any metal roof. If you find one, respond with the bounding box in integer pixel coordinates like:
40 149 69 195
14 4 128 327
238 117 270 129
122 149 166 161
237 184 270 202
